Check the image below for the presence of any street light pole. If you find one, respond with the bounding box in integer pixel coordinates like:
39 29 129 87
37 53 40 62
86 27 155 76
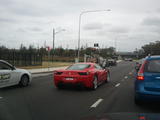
77 12 82 62
115 36 117 53
53 28 55 50
53 28 65 50
77 9 111 62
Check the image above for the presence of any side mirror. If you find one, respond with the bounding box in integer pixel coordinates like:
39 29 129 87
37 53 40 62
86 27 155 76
135 66 139 72
11 65 16 70
104 66 110 70
135 66 140 72
105 63 110 67
102 65 106 69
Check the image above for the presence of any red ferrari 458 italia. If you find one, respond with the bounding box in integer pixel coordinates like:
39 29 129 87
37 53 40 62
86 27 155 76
53 63 110 90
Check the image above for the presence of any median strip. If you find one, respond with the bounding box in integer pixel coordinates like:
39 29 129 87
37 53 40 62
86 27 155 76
90 98 103 108
115 83 120 87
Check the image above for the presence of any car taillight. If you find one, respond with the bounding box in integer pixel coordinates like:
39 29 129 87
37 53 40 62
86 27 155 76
137 60 147 81
137 73 144 80
54 71 63 75
78 72 90 75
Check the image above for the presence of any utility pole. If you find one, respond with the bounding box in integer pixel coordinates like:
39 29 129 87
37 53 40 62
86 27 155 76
52 28 65 50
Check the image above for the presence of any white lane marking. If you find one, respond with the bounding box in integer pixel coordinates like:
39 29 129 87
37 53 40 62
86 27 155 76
0 97 3 99
90 99 103 108
124 76 128 79
115 83 120 87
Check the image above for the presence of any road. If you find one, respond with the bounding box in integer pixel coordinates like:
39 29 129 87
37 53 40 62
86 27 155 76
0 61 160 120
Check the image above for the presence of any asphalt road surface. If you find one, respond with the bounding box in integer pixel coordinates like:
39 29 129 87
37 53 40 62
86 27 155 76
0 61 160 120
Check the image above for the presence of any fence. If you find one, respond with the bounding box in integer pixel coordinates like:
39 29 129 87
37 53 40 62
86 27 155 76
0 50 42 67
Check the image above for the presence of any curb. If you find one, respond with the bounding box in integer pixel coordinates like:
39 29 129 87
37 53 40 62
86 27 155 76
29 66 68 74
31 71 53 74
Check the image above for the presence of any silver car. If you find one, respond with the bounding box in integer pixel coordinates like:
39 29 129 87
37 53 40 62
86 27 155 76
0 60 32 88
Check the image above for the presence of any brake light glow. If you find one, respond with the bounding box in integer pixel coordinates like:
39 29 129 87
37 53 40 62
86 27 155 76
139 116 145 120
137 75 144 80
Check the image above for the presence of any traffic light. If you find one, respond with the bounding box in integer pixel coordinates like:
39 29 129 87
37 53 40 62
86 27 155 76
94 43 99 47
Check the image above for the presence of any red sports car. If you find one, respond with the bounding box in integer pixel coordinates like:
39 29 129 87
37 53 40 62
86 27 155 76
53 63 110 90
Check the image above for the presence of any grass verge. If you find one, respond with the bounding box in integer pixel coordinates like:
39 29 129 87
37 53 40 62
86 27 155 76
18 62 73 69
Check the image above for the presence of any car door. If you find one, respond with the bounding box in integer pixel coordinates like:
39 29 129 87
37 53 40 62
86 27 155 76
0 61 12 87
0 61 18 87
94 64 106 82
0 69 7 87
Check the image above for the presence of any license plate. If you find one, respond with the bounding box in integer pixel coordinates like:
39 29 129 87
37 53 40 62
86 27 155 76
65 78 73 80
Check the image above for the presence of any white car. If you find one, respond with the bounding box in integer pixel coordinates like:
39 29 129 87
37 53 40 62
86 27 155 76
0 60 32 88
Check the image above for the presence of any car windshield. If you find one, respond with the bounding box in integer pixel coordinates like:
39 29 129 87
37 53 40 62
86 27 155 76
145 60 160 73
67 64 90 70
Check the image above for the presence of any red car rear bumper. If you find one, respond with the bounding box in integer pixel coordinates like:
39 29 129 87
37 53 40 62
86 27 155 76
54 75 94 88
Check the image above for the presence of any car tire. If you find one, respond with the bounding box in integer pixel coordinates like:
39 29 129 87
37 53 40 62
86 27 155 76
19 75 29 87
56 84 63 89
92 76 98 90
134 95 142 105
57 86 62 89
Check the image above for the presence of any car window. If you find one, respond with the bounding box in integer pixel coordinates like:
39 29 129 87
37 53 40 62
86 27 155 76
0 61 12 70
145 60 160 73
94 64 103 70
67 64 91 70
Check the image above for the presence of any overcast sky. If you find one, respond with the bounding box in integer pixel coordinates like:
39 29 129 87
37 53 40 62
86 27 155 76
0 0 160 51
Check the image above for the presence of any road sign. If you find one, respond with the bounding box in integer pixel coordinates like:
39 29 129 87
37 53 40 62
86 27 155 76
46 46 51 51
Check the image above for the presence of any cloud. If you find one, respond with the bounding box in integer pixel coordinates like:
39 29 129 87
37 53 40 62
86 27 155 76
83 23 104 30
0 0 59 17
11 6 58 17
28 27 43 32
142 17 160 26
108 26 130 34
17 27 43 33
0 37 3 41
0 18 17 23
0 0 14 6
84 24 130 34
0 0 94 17
0 0 160 52
16 28 26 33
140 17 160 34
157 8 160 13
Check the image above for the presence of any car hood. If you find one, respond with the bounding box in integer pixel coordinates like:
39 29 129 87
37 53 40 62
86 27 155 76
81 112 160 120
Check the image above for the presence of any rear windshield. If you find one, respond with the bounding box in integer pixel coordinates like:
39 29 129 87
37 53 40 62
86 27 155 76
145 60 160 73
67 64 91 70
